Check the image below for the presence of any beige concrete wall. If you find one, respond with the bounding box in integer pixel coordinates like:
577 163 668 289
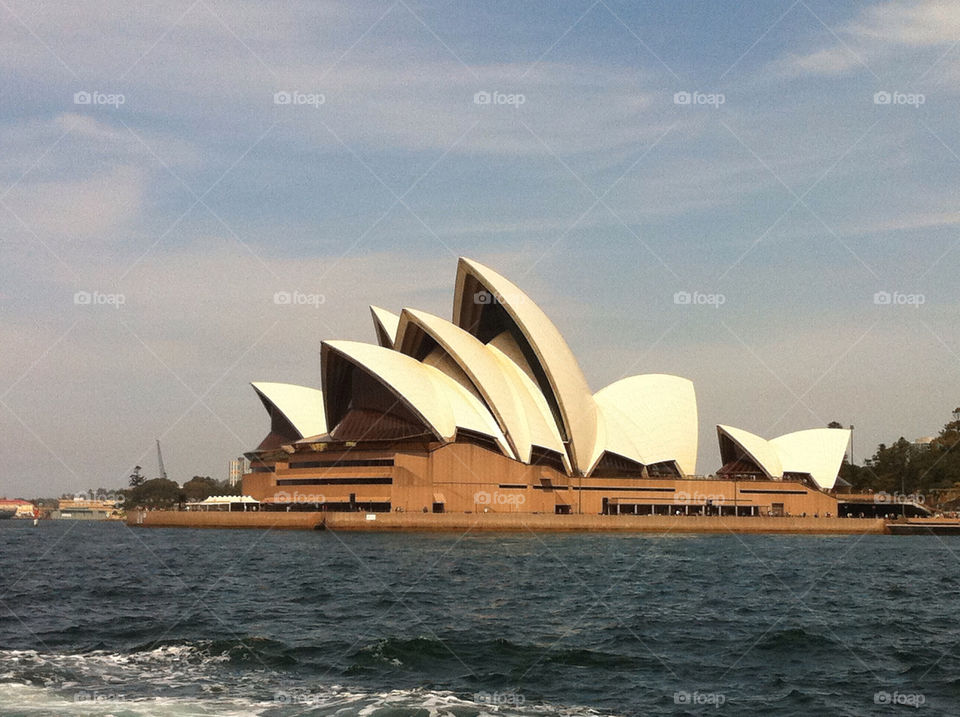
130 510 886 534
322 513 885 534
242 441 841 516
128 510 324 530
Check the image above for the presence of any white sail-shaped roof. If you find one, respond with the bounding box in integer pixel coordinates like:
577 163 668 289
395 308 569 468
717 425 782 479
251 382 327 439
452 257 598 474
770 429 850 490
369 306 400 349
717 425 850 490
485 344 570 470
321 340 511 456
251 257 718 480
591 375 698 475
395 308 533 461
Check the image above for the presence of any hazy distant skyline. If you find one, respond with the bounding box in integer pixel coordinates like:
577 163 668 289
3 1 960 496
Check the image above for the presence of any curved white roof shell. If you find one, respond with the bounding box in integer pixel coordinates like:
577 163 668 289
251 257 707 479
251 382 327 439
591 375 698 475
370 306 400 349
321 340 512 457
770 429 850 490
452 257 598 473
396 308 539 462
486 344 570 470
717 425 782 479
718 425 850 490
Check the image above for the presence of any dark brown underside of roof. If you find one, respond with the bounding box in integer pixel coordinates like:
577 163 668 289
257 430 295 451
717 458 765 476
591 451 645 477
330 408 432 441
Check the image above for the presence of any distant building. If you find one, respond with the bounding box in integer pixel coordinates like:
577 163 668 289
228 457 247 486
55 499 121 520
914 436 936 449
0 499 35 518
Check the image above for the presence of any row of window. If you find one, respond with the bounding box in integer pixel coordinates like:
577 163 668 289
276 477 392 486
289 458 394 468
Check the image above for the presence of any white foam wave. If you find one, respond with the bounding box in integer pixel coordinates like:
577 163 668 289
0 682 273 716
0 648 611 716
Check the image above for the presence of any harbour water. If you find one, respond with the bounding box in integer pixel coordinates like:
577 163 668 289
0 520 956 715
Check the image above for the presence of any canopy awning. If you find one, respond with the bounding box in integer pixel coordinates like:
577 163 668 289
187 495 259 507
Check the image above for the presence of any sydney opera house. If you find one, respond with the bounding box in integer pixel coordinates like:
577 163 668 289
242 258 854 518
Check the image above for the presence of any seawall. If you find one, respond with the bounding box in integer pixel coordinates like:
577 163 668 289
127 510 888 534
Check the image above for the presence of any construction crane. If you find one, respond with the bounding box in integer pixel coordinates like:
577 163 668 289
156 439 168 481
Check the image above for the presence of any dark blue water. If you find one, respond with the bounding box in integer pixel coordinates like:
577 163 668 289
0 521 957 715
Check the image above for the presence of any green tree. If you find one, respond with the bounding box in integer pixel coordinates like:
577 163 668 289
182 476 219 502
125 478 181 509
837 407 960 495
128 466 146 488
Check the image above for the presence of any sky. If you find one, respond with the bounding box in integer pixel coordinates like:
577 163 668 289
2 0 960 497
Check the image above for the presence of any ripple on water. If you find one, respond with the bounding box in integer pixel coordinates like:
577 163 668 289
1 524 959 716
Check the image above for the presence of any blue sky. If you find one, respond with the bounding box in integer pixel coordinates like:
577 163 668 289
2 0 960 496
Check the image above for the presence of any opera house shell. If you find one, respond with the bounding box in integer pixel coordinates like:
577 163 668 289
243 257 849 518
716 425 851 490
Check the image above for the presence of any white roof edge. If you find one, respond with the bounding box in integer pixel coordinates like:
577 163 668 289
369 306 400 348
454 257 597 474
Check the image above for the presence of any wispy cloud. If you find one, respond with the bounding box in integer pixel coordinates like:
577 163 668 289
777 0 960 77
1 1 959 494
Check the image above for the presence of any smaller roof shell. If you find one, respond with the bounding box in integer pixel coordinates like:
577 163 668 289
717 425 851 490
770 428 851 490
717 424 782 479
251 382 327 439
